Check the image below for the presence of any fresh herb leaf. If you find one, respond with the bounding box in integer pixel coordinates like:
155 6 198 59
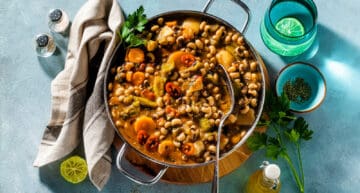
266 144 283 160
246 91 314 193
247 132 268 151
120 6 148 48
285 129 300 143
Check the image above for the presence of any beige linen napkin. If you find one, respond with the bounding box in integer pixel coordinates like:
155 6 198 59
33 0 124 190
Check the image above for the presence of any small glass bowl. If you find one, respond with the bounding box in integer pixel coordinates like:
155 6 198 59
275 62 326 113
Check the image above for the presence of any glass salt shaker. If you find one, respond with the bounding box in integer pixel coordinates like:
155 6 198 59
34 33 56 57
48 9 70 34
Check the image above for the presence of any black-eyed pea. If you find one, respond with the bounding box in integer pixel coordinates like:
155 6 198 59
232 33 239 41
212 112 219 119
201 106 212 114
230 72 240 79
251 73 259 82
250 61 257 72
227 66 237 73
156 97 164 108
210 38 218 45
159 135 166 141
114 87 124 96
225 35 231 44
153 131 161 137
209 119 215 126
123 96 133 105
108 83 113 91
124 86 134 95
176 132 186 141
115 120 122 127
145 66 155 74
118 95 125 103
192 105 200 114
146 40 158 52
176 36 185 45
248 82 258 90
200 21 207 31
124 62 134 71
241 85 248 95
243 50 250 58
240 105 250 114
237 36 244 45
206 83 214 90
209 45 216 55
171 118 182 127
248 89 258 97
164 121 172 129
207 96 215 106
250 98 258 107
215 118 221 125
186 120 194 126
195 39 204 49
208 145 217 153
243 72 252 82
234 79 241 86
157 17 164 25
173 140 181 148
204 39 210 45
215 93 221 100
185 105 192 113
211 106 217 113
151 25 159 32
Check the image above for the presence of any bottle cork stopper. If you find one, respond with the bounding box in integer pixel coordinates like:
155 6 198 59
264 164 281 180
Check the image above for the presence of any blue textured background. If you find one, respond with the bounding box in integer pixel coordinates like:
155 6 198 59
1 0 360 192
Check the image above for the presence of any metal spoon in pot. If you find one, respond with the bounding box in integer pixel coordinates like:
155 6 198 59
211 64 235 193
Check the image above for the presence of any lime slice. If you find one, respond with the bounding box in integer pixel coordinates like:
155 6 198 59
60 155 88 184
275 17 305 37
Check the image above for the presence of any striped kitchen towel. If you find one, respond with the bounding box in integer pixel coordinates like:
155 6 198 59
33 0 124 190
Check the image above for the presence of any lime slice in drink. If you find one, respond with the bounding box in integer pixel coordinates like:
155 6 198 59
275 17 305 37
60 155 88 184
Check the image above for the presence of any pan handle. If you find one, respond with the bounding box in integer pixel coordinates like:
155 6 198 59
116 143 169 185
202 0 251 34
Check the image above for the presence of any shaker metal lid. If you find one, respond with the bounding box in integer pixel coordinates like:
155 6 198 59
49 9 63 22
36 34 49 47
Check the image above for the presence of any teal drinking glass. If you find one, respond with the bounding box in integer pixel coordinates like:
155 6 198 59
260 0 318 56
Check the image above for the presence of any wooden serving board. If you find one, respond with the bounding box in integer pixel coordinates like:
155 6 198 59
113 57 269 184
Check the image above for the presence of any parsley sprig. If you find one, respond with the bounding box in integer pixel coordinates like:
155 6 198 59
119 6 148 48
247 92 314 193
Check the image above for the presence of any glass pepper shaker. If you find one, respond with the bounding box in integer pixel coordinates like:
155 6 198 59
34 33 56 57
48 9 70 34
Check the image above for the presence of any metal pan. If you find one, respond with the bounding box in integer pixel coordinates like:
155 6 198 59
104 0 266 185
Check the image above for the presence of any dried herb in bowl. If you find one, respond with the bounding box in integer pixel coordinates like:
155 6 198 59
283 77 311 104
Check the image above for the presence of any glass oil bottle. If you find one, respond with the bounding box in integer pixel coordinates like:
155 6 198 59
245 161 281 193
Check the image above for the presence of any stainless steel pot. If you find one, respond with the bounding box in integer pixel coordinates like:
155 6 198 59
104 0 266 185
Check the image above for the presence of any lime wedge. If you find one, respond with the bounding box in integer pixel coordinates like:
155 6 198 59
275 17 305 37
60 155 88 184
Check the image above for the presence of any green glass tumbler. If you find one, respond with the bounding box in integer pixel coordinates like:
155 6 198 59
260 0 318 56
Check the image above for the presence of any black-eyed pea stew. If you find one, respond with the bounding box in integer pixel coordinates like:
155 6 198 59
108 17 262 164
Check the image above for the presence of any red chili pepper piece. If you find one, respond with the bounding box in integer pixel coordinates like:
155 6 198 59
137 130 149 145
145 135 160 152
180 53 195 67
181 143 195 156
165 82 181 98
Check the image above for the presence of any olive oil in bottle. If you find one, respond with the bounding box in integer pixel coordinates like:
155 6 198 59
245 161 281 193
